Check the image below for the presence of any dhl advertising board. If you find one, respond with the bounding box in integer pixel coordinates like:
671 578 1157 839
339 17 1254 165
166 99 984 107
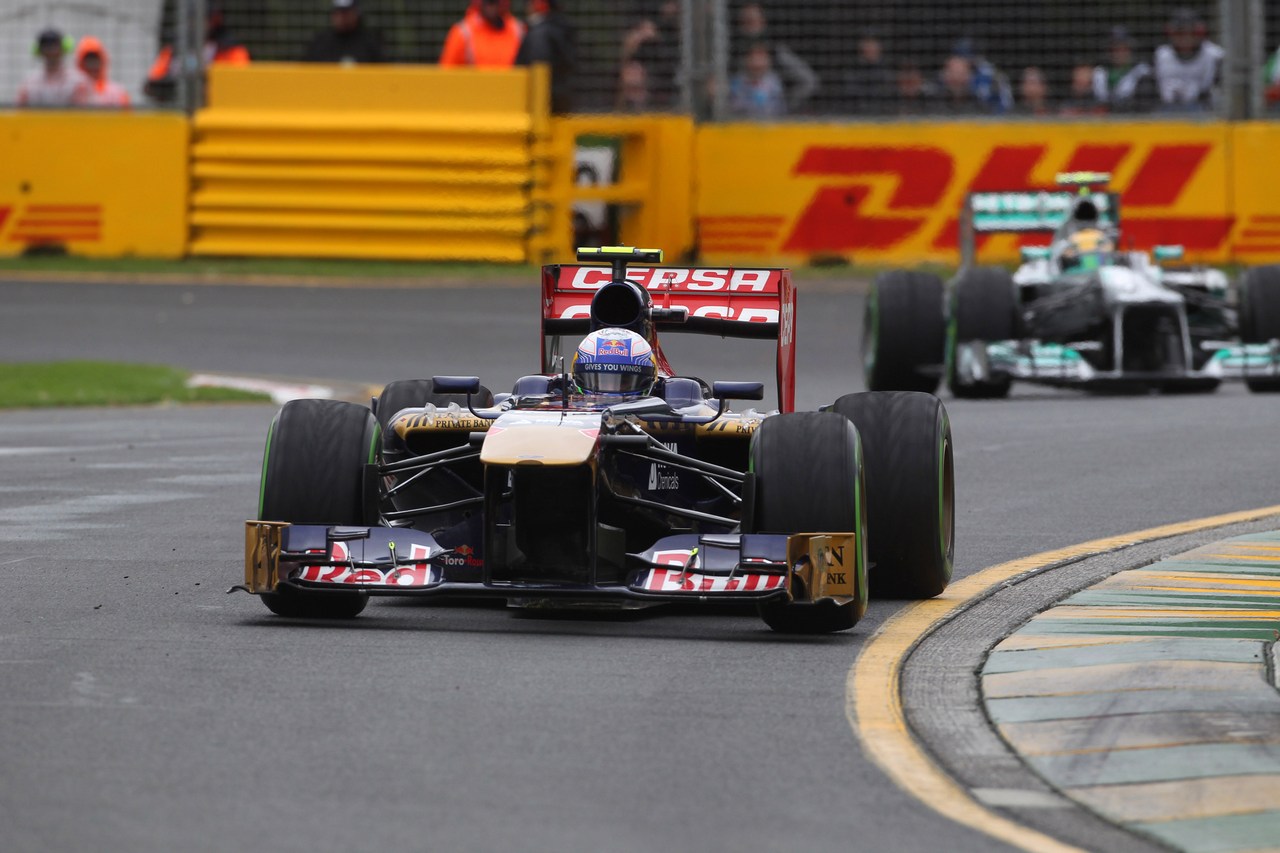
0 112 188 258
696 121 1277 265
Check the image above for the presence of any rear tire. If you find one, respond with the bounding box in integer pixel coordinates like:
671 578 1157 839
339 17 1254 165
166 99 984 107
258 399 381 619
947 267 1017 399
750 412 865 634
1240 266 1280 393
831 392 953 599
864 271 945 393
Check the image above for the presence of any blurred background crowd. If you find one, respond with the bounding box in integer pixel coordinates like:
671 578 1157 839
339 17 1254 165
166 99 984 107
5 0 1280 119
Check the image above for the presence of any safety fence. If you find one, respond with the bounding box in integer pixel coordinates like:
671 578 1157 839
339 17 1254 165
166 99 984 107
5 0 1280 119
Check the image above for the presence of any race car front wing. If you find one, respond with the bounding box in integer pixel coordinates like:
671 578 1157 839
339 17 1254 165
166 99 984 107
238 522 861 611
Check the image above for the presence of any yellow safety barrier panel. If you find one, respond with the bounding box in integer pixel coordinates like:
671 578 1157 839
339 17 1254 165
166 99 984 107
190 63 550 263
0 112 188 258
695 120 1257 265
538 114 695 264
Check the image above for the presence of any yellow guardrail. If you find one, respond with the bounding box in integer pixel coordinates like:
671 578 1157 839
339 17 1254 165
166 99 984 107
0 111 188 258
536 114 696 264
189 63 550 263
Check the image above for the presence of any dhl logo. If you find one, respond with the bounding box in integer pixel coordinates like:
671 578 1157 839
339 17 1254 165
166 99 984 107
701 141 1237 258
0 203 103 245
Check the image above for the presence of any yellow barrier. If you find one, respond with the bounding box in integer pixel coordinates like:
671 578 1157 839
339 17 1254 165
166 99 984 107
189 63 549 263
0 111 188 258
695 120 1252 265
538 114 695 264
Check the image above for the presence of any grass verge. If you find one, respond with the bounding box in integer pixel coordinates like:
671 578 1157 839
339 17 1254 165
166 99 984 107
0 361 271 409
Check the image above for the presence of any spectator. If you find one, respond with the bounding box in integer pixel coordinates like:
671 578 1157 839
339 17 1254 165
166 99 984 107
440 0 525 68
73 37 130 108
729 41 786 118
1092 26 1154 113
1154 7 1222 112
950 37 1013 113
1263 44 1280 110
734 2 818 112
937 54 987 115
515 0 577 113
17 28 87 107
621 0 680 108
616 59 651 112
304 0 385 65
893 61 939 115
1060 60 1106 116
841 29 895 114
146 4 250 104
1016 66 1051 116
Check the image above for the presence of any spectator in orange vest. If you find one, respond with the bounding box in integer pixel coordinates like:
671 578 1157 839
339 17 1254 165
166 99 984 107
145 3 250 104
73 37 130 108
440 0 526 68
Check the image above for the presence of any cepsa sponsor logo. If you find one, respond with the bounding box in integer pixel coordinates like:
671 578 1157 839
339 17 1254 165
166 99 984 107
556 302 778 323
566 266 779 293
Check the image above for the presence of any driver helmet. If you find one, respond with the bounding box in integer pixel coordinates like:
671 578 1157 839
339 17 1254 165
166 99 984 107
1060 228 1114 272
573 328 658 399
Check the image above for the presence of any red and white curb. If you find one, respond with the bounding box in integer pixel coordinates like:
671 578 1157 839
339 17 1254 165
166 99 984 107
187 374 334 405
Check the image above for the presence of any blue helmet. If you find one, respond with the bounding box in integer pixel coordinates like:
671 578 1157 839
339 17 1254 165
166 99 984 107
573 328 658 398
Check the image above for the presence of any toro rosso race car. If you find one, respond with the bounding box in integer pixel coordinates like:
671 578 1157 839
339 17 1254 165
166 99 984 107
864 173 1280 397
236 247 955 634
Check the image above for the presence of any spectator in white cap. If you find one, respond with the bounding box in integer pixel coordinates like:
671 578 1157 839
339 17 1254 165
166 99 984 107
304 0 386 64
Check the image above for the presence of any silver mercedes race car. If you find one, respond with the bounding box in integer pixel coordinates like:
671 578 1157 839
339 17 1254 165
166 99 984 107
865 173 1280 397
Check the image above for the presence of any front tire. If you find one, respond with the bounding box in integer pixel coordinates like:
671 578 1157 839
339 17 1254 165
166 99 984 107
749 411 865 634
258 399 381 619
947 267 1017 399
864 270 945 393
1240 266 1280 393
831 392 953 599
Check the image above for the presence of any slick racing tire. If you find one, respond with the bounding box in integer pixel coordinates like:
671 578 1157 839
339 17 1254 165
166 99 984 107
258 399 381 619
1240 265 1280 393
831 392 953 599
750 411 864 634
864 270 945 394
947 267 1017 400
376 378 496 442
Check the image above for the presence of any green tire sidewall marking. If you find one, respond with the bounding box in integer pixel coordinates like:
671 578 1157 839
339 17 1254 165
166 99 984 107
368 421 381 464
257 415 276 519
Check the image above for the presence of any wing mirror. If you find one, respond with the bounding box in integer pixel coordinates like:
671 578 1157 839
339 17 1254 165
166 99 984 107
1020 246 1051 262
1153 245 1184 262
431 376 481 395
712 381 764 401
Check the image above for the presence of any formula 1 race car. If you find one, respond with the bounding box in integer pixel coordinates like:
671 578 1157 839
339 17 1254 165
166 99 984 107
864 173 1280 397
237 247 955 634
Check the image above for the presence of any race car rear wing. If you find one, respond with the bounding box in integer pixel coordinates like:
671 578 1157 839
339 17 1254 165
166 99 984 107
540 260 797 412
959 189 1122 267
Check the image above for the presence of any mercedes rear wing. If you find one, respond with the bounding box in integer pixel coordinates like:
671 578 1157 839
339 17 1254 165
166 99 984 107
540 259 797 412
959 185 1122 267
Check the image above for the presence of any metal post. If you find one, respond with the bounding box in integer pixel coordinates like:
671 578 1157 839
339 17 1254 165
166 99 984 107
710 0 729 121
678 0 695 115
175 0 189 111
1219 0 1262 120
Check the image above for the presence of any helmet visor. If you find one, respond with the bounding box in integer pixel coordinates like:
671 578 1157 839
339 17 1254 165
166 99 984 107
575 363 654 396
